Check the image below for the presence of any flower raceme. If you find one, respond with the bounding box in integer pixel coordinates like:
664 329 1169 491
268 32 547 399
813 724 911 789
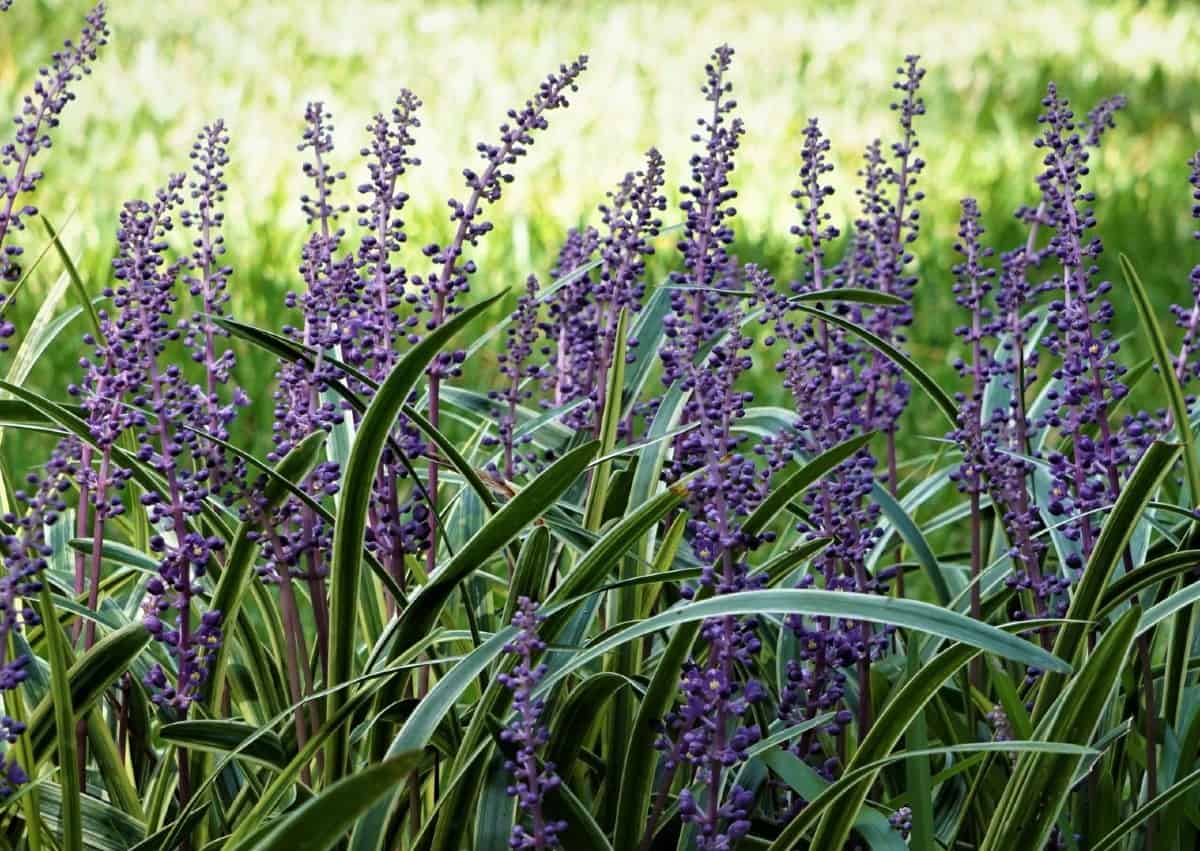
0 3 108 290
500 598 566 850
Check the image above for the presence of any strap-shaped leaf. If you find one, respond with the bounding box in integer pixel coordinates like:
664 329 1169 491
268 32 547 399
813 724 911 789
240 753 422 851
159 720 290 769
543 589 1068 694
982 607 1139 850
28 621 151 763
324 292 503 783
1033 441 1180 720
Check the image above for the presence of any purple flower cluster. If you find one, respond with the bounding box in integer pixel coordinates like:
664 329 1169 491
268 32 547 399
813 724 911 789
660 45 744 389
651 48 769 850
860 56 927 452
486 275 548 478
0 461 72 795
0 3 108 288
89 177 226 710
1033 83 1136 561
889 806 913 840
541 149 666 432
754 116 887 767
659 289 768 851
499 598 566 850
179 121 248 502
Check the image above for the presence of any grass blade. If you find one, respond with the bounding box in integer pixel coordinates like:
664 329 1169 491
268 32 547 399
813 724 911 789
39 584 81 851
325 293 503 783
241 753 422 851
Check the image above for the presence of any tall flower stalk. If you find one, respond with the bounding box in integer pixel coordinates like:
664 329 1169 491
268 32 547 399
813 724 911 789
860 56 927 512
758 117 886 767
0 2 108 288
499 598 567 850
353 94 434 606
648 45 769 851
415 56 587 573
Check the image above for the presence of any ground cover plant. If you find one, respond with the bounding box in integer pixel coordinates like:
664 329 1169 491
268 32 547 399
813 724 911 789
2 2 1200 850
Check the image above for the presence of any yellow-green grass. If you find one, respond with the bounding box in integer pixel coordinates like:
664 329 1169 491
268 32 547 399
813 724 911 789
2 0 1199 467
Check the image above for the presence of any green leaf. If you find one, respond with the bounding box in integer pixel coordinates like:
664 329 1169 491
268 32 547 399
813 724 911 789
503 525 552 624
794 304 958 426
791 287 906 306
473 753 515 851
28 622 151 763
622 284 672 417
1137 580 1200 637
35 781 147 851
543 590 1068 694
1095 549 1200 619
1091 765 1200 851
872 482 951 605
546 782 614 851
2 272 72 404
392 627 515 755
1033 441 1180 720
982 607 1139 850
159 720 290 769
774 740 1096 850
546 671 633 777
325 292 504 783
584 307 628 531
240 753 422 851
39 585 81 851
41 216 104 343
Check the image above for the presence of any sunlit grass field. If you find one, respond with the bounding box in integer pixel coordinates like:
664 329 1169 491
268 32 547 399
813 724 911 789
3 0 1199 461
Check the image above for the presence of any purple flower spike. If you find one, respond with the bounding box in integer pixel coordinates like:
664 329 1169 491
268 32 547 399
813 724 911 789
499 598 567 849
754 114 891 768
179 121 247 502
415 56 588 361
0 460 72 794
0 3 108 287
860 56 926 449
661 45 745 390
414 56 587 575
542 148 666 433
1034 82 1130 558
485 275 549 479
96 175 225 711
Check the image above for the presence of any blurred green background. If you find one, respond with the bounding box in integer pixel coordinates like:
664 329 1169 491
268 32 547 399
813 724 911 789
2 0 1199 469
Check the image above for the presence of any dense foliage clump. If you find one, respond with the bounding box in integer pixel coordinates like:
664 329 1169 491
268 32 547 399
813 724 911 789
1 5 1200 850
